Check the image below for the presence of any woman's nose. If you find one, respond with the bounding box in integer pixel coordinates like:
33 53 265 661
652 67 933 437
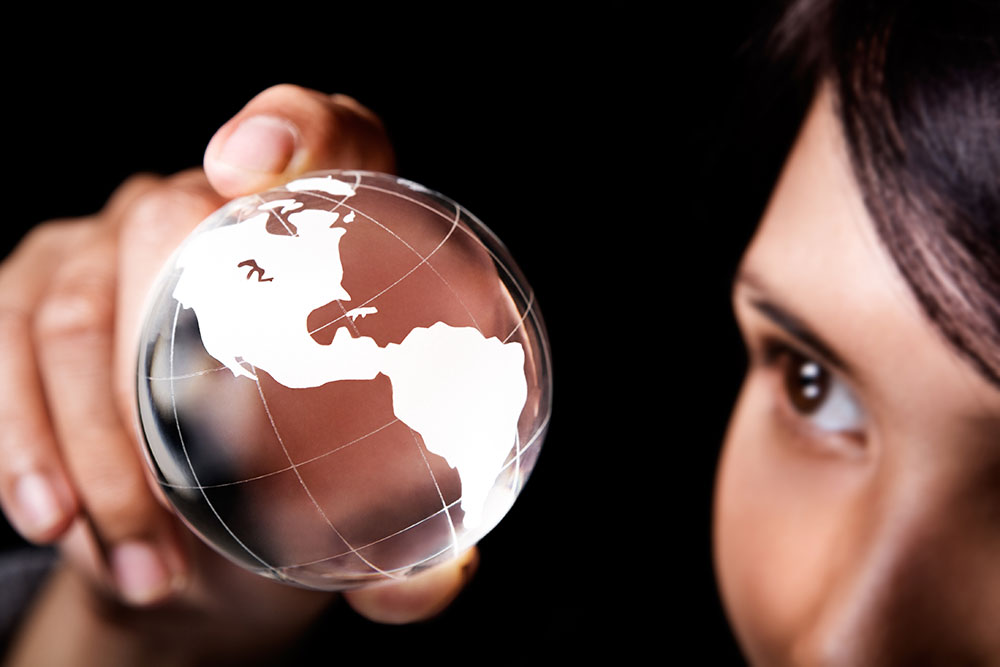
790 474 1000 666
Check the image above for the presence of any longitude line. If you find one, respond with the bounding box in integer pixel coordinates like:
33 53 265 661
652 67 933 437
166 302 279 575
159 418 400 490
406 428 460 559
297 185 479 335
250 366 401 579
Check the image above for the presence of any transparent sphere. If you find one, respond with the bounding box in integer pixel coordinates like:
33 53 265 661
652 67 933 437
135 171 551 590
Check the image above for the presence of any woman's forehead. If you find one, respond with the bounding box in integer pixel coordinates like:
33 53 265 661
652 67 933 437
737 86 1000 422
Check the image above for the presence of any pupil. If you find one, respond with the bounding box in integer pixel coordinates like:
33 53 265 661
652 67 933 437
785 352 828 413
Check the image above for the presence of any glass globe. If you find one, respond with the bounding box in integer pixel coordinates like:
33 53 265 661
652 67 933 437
135 171 551 590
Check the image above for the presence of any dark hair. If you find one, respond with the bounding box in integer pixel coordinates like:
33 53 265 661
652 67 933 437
776 0 1000 387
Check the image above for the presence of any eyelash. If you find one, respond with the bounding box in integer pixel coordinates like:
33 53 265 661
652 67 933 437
757 337 868 451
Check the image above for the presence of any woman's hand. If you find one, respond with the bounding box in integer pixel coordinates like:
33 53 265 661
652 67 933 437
0 84 477 663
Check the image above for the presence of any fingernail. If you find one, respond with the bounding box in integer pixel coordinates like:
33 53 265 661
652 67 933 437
111 541 172 606
217 115 297 173
15 473 64 536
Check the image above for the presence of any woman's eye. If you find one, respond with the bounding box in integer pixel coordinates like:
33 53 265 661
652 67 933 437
771 344 866 436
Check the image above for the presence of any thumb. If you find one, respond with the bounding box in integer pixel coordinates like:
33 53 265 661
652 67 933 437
204 84 395 199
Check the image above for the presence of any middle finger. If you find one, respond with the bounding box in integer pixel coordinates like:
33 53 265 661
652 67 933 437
34 226 186 605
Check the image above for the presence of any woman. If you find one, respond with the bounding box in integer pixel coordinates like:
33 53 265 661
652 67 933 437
715 0 1000 663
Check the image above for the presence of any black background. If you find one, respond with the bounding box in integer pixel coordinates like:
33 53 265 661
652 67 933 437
0 6 812 662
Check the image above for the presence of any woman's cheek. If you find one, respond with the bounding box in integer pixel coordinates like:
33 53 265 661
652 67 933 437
715 377 863 664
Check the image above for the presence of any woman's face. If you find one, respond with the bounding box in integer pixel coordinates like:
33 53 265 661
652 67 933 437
714 87 1000 665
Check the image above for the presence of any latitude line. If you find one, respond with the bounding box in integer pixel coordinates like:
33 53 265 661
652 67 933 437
406 427 460 559
161 411 549 508
354 182 539 331
166 302 280 577
147 365 228 381
157 418 401 490
280 497 463 569
281 541 456 578
307 200 465 335
250 365 401 580
351 179 544 367
278 414 551 572
156 411 551 571
352 182 530 299
292 185 480 335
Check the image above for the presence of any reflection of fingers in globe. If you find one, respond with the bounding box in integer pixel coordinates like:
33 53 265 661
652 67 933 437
113 170 227 427
34 228 188 606
343 546 479 624
203 84 396 198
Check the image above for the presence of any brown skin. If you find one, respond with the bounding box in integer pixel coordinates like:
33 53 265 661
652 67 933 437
0 85 476 665
714 86 1000 666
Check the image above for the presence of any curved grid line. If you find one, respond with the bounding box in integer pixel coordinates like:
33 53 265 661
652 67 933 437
158 418 400 490
334 298 362 338
160 408 548 505
158 413 549 571
252 194 296 236
283 496 463 569
352 178 551 389
512 429 522 495
250 365 402 580
306 195 467 335
406 427 460 559
166 302 280 577
503 290 534 344
159 174 550 578
351 181 533 303
273 413 551 570
308 202 460 336
148 365 227 381
269 174 541 365
280 539 456 579
289 187 480 336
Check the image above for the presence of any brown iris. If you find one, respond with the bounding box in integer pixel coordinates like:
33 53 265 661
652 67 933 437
783 349 830 414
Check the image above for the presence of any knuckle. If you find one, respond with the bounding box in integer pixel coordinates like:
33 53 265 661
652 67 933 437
121 177 217 242
252 84 339 127
85 475 156 536
18 219 92 256
103 173 163 213
35 274 115 342
0 307 30 344
0 422 47 471
257 82 323 104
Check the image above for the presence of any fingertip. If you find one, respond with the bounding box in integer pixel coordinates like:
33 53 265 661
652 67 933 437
106 521 190 608
8 470 77 544
203 84 395 199
204 114 301 198
343 547 479 625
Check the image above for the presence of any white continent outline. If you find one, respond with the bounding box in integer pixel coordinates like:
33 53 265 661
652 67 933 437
171 177 527 529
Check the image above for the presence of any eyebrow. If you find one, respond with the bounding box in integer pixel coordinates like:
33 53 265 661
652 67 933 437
736 269 852 375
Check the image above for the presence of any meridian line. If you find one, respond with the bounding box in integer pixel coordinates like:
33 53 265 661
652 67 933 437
503 290 535 343
253 194 296 236
158 418 401 490
282 540 456 578
166 303 279 577
307 201 464 335
250 366 401 579
289 183 480 334
281 497 463 568
407 427 460 559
